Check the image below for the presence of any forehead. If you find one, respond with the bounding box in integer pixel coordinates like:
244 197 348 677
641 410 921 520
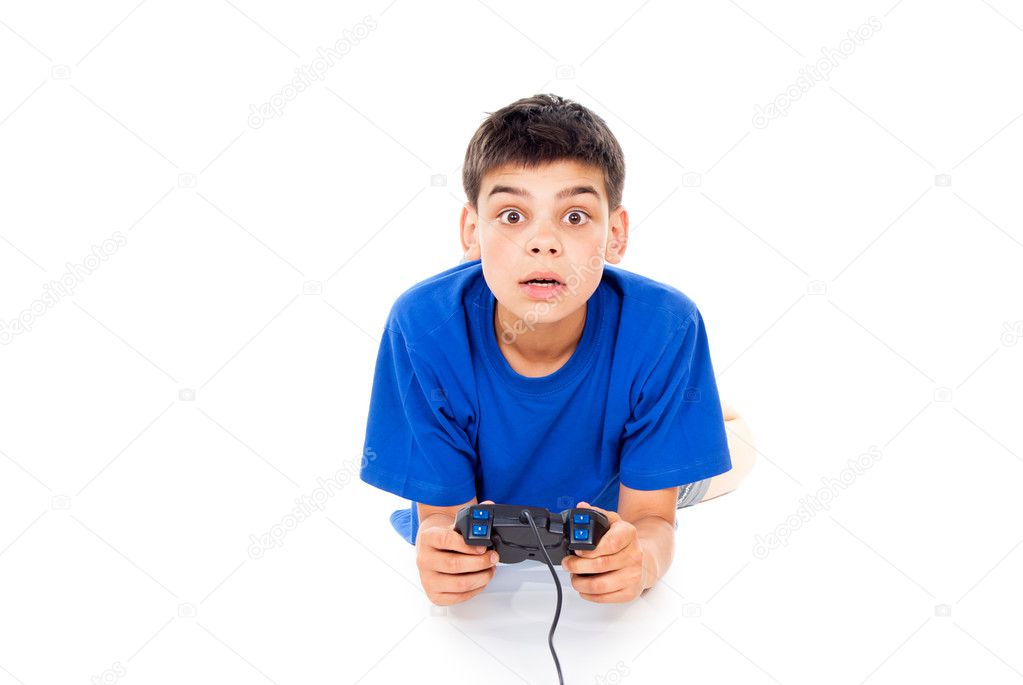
481 159 606 201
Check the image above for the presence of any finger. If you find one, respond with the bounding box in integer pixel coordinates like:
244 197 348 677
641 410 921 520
576 501 621 525
434 548 498 574
563 548 629 575
428 566 496 594
578 587 640 604
431 583 488 606
575 521 631 558
434 527 490 556
570 567 639 597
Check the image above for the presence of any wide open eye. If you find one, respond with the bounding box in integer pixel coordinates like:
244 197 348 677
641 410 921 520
497 209 524 225
563 210 590 226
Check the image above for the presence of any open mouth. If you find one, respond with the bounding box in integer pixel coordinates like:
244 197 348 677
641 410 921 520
520 271 565 287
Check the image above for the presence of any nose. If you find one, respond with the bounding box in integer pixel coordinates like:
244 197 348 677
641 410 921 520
525 217 560 257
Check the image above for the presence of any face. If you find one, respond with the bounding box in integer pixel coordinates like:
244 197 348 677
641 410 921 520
459 159 628 329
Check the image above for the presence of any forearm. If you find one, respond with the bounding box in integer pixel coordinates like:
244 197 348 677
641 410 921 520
633 515 675 590
419 513 455 534
416 512 457 547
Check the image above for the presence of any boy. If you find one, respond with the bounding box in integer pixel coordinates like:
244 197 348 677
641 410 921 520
360 94 755 606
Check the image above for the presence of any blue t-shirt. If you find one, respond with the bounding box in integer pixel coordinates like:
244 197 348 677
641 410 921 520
359 259 732 545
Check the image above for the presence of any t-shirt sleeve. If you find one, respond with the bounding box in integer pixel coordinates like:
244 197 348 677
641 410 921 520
618 305 733 490
359 322 478 506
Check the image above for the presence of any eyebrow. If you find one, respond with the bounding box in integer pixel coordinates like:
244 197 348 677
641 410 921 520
486 184 601 202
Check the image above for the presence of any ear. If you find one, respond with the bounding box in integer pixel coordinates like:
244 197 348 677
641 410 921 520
604 205 629 264
460 202 481 261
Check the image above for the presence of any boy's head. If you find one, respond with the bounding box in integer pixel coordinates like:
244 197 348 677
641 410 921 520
459 94 629 331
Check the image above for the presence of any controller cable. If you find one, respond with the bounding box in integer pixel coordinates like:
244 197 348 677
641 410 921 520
522 509 564 685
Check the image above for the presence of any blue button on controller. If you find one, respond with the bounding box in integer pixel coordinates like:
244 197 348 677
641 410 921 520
472 508 490 520
472 523 489 536
574 528 590 541
573 513 590 524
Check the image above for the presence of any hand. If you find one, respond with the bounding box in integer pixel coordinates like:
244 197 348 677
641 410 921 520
561 501 646 603
415 500 499 606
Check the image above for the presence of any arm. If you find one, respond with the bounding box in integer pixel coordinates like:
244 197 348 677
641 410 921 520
621 402 752 586
417 497 478 535
562 484 678 602
617 482 678 591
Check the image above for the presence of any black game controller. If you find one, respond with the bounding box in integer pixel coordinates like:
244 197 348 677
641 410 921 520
454 503 610 565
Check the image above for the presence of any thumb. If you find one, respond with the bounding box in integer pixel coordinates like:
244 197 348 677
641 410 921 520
576 501 620 525
480 500 494 505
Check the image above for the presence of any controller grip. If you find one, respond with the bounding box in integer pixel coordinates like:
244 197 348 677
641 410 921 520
453 503 610 565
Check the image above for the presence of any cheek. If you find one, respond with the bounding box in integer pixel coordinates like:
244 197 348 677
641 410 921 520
577 237 607 264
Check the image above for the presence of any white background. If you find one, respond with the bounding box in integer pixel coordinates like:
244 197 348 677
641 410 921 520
1 1 1021 683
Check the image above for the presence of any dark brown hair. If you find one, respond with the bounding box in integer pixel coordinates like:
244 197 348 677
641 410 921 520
462 93 625 215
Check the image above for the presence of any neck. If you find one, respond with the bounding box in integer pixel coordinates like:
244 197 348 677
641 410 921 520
494 300 587 364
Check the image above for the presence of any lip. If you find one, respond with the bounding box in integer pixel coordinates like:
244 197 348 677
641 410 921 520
520 271 564 285
519 282 567 300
